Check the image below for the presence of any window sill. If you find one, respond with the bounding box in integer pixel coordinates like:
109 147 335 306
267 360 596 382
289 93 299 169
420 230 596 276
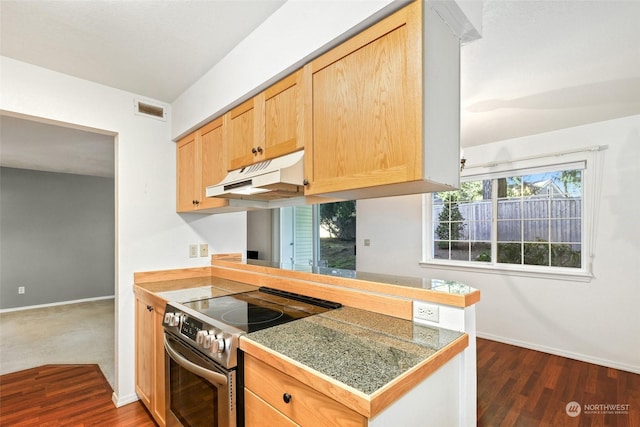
419 260 593 283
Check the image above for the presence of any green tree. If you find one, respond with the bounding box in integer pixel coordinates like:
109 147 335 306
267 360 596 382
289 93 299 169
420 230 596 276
558 170 582 195
458 181 483 201
435 193 465 248
319 201 356 240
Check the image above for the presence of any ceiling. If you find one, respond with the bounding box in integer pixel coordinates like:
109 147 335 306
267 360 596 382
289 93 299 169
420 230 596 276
0 0 286 103
1 0 639 177
0 115 115 178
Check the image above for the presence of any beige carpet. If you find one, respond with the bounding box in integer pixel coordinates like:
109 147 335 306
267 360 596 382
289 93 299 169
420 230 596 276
0 299 115 389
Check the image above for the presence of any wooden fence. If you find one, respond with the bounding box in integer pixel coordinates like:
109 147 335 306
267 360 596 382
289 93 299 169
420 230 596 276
433 198 582 244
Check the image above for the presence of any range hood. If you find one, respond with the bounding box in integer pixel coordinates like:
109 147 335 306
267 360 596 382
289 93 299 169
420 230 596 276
206 151 305 201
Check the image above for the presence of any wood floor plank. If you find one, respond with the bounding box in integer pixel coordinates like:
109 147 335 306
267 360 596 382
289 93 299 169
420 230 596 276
477 338 640 427
2 340 638 426
0 364 156 427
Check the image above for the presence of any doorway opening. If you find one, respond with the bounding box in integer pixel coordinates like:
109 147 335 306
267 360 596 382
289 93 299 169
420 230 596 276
0 113 117 388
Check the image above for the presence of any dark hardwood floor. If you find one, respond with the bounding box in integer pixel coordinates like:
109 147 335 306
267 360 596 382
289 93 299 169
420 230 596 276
0 364 156 426
477 338 640 427
1 340 638 426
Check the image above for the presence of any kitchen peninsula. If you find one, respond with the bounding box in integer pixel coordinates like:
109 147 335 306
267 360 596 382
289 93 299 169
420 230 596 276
134 254 480 426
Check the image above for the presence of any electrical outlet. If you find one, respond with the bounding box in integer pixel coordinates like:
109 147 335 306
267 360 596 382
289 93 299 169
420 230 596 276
189 244 198 258
18 286 25 295
414 301 439 323
199 244 209 258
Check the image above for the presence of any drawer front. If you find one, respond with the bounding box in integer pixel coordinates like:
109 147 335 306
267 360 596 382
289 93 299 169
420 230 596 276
245 389 299 427
244 354 366 427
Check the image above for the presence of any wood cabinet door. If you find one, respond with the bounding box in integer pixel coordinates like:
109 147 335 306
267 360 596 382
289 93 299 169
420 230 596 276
226 98 261 171
262 69 305 161
226 69 306 171
135 299 154 408
197 117 228 210
304 1 422 195
176 133 199 212
152 308 166 426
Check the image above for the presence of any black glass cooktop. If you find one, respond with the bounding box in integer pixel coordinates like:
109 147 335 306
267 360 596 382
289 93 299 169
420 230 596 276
181 287 341 333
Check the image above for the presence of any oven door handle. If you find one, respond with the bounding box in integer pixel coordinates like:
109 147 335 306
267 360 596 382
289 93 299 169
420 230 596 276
164 335 228 386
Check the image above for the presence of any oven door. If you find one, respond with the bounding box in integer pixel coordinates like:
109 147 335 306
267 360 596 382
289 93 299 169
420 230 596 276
164 333 236 427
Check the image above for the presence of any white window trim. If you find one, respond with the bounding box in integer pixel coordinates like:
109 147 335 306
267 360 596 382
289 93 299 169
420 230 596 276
421 146 607 282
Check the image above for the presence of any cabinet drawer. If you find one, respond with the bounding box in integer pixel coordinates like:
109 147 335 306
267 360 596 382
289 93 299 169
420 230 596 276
244 354 366 427
245 388 299 427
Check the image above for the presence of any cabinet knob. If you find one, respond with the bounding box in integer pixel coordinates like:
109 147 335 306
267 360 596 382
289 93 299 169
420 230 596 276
282 393 292 404
146 305 153 312
251 147 257 155
303 179 309 186
257 146 263 154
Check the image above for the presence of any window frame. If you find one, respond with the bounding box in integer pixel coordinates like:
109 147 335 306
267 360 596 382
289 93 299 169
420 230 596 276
421 151 600 282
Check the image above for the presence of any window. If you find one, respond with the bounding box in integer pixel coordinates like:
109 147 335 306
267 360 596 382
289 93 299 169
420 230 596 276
279 201 356 270
318 201 356 270
427 163 586 275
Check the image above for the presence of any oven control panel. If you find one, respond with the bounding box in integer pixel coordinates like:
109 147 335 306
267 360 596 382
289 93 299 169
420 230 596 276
163 303 240 369
179 316 202 340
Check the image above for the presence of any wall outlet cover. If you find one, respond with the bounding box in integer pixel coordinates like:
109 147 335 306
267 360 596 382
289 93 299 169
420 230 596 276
199 243 209 258
414 301 440 323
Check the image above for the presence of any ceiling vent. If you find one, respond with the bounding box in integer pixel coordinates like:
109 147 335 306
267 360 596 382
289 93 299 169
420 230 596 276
134 99 167 121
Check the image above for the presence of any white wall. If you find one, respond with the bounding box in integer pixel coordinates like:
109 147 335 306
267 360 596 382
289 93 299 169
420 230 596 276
357 115 640 374
247 209 273 260
0 56 247 405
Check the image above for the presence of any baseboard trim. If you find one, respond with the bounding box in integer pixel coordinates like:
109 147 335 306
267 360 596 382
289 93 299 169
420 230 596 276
477 332 640 375
112 391 140 408
0 295 115 314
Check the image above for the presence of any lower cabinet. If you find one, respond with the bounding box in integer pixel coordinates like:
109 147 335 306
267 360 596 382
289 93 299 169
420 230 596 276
243 353 366 427
135 292 166 427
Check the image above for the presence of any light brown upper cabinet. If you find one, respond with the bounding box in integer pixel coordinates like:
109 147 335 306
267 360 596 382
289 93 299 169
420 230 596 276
176 117 229 212
303 0 460 198
226 69 306 171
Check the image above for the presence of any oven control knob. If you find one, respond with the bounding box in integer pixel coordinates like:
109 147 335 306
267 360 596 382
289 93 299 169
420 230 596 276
203 332 217 349
210 337 225 354
169 314 182 327
163 312 174 325
164 312 181 326
196 330 209 345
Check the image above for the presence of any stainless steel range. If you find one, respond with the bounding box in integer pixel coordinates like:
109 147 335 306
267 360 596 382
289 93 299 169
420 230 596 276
162 286 341 427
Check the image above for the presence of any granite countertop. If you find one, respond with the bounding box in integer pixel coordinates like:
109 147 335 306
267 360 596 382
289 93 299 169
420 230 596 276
244 306 465 396
137 276 258 301
135 270 469 418
245 259 476 295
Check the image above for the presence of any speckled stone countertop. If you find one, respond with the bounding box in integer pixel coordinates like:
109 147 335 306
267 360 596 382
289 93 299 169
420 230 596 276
137 276 258 301
244 306 464 395
245 260 477 296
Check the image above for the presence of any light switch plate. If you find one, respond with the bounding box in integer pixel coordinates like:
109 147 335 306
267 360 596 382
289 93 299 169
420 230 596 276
189 244 198 258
